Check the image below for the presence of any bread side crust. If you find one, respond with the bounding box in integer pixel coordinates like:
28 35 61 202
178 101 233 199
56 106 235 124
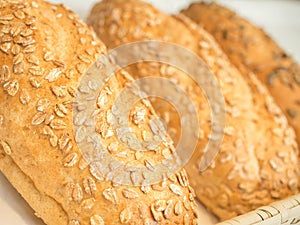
0 153 67 225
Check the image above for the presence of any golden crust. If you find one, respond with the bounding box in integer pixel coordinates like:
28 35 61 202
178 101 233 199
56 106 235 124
0 0 198 224
177 14 300 219
0 153 67 224
88 0 300 220
182 2 300 147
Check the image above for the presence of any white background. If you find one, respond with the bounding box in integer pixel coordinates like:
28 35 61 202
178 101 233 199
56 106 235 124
0 0 299 224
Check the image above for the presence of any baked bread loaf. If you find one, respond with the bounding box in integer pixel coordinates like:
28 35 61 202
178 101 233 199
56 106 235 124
88 0 300 220
0 0 199 224
182 2 300 147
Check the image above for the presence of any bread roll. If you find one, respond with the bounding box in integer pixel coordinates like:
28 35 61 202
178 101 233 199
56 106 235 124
182 2 300 147
0 0 199 224
88 0 300 220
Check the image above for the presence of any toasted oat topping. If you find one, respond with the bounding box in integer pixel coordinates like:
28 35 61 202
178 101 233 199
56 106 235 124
90 215 105 225
0 140 12 155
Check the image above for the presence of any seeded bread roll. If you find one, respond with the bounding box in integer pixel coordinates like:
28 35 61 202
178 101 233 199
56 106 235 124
0 0 199 225
182 2 300 147
88 0 300 220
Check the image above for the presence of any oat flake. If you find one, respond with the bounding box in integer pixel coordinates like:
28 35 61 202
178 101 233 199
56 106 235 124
0 140 12 155
90 215 105 225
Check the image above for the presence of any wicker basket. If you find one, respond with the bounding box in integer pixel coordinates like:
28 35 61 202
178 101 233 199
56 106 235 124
217 194 300 225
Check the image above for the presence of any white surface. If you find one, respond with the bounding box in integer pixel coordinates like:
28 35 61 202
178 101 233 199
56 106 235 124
0 0 299 224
